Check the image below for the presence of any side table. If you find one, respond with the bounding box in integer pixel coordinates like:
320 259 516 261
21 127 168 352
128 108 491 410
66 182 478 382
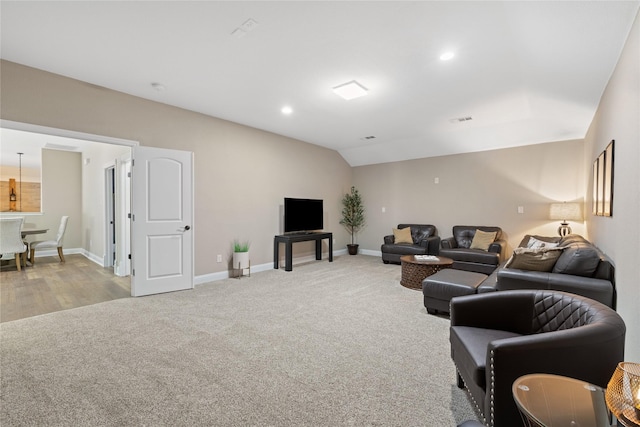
399 255 453 290
512 373 612 427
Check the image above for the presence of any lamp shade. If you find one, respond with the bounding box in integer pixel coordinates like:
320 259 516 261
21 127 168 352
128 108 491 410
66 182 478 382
549 202 583 221
605 362 640 426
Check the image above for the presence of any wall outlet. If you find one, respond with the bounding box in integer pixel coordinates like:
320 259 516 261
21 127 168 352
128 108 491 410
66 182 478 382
434 177 439 184
217 254 222 262
517 206 524 214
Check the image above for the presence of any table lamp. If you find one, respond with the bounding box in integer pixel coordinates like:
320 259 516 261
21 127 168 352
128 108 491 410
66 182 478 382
549 202 583 237
605 362 640 426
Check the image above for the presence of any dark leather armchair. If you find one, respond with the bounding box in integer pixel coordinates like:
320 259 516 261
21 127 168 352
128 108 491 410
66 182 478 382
381 224 440 264
450 290 625 427
439 226 506 274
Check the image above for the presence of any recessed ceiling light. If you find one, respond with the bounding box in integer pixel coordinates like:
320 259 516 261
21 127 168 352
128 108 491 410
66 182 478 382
440 52 455 61
332 80 368 100
281 106 293 115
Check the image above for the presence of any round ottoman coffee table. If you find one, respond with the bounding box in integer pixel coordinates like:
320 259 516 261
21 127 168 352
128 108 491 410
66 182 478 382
400 255 454 290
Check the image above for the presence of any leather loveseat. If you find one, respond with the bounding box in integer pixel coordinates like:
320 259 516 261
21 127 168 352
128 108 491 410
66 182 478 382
479 234 616 308
439 226 506 274
381 224 440 264
450 290 626 427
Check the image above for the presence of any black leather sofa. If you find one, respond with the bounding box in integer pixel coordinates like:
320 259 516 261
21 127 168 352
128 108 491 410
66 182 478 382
439 226 506 274
479 234 616 308
381 224 440 264
450 290 626 427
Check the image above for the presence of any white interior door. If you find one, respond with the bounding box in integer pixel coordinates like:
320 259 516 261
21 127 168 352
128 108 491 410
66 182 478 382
131 146 194 297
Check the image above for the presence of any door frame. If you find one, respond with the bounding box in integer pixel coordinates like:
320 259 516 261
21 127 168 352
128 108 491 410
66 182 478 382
105 165 116 269
114 155 132 277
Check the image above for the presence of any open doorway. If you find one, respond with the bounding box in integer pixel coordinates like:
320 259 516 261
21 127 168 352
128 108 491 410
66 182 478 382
0 120 136 321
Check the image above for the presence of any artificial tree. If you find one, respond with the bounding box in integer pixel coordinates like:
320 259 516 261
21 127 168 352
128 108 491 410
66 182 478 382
339 186 365 255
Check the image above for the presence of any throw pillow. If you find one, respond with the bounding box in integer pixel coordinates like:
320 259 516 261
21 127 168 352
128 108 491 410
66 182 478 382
552 244 601 277
505 247 565 272
393 227 413 244
469 230 497 251
527 237 559 250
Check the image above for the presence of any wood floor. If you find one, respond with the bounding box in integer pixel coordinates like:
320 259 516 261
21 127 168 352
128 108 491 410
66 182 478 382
0 254 130 323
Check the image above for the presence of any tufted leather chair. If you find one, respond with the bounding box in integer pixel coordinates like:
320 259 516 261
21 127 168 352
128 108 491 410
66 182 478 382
381 224 440 264
450 290 625 427
439 226 506 274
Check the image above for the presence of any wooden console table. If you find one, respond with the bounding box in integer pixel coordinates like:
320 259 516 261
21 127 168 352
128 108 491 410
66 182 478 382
273 232 333 272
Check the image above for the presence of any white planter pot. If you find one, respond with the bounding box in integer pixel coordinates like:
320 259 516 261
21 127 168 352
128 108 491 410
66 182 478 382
233 251 250 269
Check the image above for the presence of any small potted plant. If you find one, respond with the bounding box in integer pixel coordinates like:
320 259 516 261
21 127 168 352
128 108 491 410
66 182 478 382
340 186 365 255
232 239 250 270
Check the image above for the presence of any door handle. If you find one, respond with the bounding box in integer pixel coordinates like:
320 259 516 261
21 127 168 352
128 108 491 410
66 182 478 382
183 225 191 231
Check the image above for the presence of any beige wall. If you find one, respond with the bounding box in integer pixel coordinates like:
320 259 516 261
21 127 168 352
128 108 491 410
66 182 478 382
0 60 353 276
353 140 585 255
17 149 83 249
584 11 639 361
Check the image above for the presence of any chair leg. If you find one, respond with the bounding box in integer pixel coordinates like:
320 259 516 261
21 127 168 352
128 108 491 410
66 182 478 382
30 248 35 265
57 247 65 263
14 253 21 272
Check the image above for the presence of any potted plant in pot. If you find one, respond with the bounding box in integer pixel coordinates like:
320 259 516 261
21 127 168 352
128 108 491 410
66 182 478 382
232 239 250 272
340 186 365 255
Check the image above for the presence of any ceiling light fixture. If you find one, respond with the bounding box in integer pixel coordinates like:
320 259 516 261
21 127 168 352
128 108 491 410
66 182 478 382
281 106 293 115
440 52 455 61
332 80 368 100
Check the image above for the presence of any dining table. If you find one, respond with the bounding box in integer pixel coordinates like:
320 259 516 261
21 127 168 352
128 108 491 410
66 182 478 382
21 227 49 238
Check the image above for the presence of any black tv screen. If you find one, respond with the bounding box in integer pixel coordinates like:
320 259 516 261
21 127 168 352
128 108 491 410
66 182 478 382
284 198 323 233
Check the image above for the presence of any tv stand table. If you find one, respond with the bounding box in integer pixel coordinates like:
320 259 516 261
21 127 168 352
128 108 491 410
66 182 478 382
274 232 333 272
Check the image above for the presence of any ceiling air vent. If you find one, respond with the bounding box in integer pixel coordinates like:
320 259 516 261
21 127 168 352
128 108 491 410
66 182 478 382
449 116 473 123
361 136 376 140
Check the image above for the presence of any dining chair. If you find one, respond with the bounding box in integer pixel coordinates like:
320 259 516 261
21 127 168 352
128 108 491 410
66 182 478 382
29 216 69 265
0 217 28 271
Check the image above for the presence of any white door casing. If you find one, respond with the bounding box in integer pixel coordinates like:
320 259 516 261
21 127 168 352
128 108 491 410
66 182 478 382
131 146 194 296
114 155 131 277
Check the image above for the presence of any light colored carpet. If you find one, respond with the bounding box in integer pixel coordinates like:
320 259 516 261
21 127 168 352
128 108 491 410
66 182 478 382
1 255 480 426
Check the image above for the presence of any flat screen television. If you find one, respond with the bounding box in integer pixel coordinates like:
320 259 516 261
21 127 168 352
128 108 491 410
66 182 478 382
284 198 323 233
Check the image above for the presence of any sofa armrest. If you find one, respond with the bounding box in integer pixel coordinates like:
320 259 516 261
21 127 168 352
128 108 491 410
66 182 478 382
488 239 506 255
496 269 615 308
450 292 535 334
383 235 394 244
441 237 457 249
424 236 441 255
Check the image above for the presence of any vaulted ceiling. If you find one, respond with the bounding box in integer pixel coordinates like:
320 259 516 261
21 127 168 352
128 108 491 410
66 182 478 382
1 1 638 166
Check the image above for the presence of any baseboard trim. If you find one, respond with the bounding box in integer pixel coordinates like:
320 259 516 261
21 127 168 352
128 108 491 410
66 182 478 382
30 247 86 261
34 248 372 287
195 248 350 286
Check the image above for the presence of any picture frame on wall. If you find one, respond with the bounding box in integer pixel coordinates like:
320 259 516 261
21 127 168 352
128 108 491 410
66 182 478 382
592 159 598 215
593 140 614 217
603 140 614 216
597 152 605 215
